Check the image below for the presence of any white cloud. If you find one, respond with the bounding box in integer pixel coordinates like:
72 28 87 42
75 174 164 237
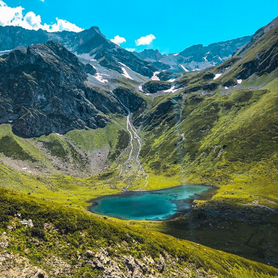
135 34 156 46
0 0 83 32
23 12 42 30
111 35 126 46
45 18 83 32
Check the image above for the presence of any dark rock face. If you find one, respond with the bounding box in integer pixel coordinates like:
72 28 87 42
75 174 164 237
113 87 146 114
0 41 124 137
0 26 155 77
157 71 179 81
202 72 215 81
202 83 218 91
236 18 278 79
238 39 278 79
223 79 237 87
136 96 182 130
142 81 172 94
84 63 97 75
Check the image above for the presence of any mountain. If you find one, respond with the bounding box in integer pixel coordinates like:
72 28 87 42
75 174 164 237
0 26 155 77
179 36 251 63
135 36 251 80
134 17 278 265
0 41 147 138
0 18 277 278
135 49 164 61
137 19 278 174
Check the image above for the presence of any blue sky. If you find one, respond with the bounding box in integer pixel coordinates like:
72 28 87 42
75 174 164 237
2 0 278 53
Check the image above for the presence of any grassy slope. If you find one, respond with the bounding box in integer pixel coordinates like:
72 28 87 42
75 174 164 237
0 187 276 278
140 77 278 208
0 118 129 175
0 125 51 166
0 119 130 208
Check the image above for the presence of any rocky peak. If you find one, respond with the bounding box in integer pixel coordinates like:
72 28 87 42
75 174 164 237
73 27 112 55
0 41 126 137
179 44 204 57
135 49 164 61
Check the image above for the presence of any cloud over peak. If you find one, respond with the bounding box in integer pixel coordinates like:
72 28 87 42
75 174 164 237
135 34 156 46
0 0 83 32
111 35 126 46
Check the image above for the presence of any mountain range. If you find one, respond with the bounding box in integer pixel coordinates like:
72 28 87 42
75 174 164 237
135 36 251 79
0 17 277 278
0 26 155 77
0 25 251 81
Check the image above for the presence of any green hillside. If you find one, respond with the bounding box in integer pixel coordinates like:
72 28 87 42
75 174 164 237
0 18 277 278
0 187 276 278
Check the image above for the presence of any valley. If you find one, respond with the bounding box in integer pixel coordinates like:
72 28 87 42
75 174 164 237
0 11 277 278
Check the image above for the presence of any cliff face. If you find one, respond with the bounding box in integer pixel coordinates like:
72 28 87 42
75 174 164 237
0 41 125 137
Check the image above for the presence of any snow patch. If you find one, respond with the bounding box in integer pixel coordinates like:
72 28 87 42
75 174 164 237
0 49 12 56
203 51 210 62
213 73 222 80
95 72 108 84
180 65 189 72
164 86 178 93
138 85 143 92
151 71 160 81
218 56 223 62
121 67 133 80
224 86 229 90
237 79 243 84
118 62 133 80
168 78 176 83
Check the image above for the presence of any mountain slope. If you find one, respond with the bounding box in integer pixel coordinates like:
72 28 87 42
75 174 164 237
0 186 276 278
135 19 278 207
0 41 148 138
0 41 115 137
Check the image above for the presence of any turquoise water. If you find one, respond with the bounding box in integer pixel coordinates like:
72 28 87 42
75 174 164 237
90 185 211 221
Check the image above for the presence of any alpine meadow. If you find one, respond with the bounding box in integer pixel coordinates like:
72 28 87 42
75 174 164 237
0 0 277 277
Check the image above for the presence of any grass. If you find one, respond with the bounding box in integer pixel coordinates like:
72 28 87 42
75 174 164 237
0 187 277 278
139 77 278 208
65 118 125 153
0 163 121 208
0 125 50 165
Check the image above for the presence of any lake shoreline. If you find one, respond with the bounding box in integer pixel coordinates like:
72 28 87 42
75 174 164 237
89 184 217 221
